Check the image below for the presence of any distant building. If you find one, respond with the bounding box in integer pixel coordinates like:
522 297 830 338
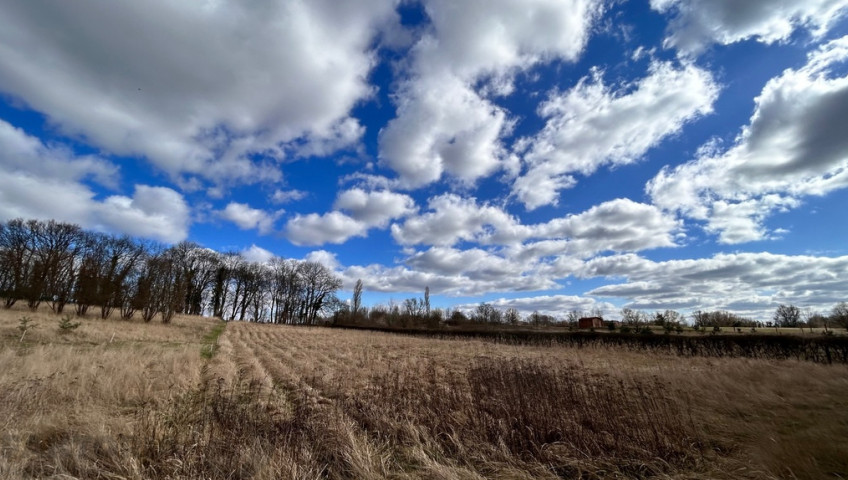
578 316 604 329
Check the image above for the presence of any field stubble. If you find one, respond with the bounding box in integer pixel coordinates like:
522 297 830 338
2 306 847 479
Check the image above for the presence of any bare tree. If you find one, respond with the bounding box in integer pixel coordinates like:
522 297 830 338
352 279 363 317
169 241 220 315
566 310 580 326
297 261 342 325
621 308 646 328
39 221 84 314
269 257 303 325
473 303 501 324
424 285 430 317
0 218 348 327
504 307 521 325
774 304 801 328
832 302 848 331
0 219 37 309
134 248 168 323
403 297 425 319
210 252 240 319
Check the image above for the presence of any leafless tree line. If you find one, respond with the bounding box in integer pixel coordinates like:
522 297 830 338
0 218 341 324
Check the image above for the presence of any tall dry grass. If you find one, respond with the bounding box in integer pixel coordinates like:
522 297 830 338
0 303 221 479
2 310 847 479
182 322 847 479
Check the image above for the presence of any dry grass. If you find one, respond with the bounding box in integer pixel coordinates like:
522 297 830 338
0 303 221 479
189 323 848 479
2 308 847 479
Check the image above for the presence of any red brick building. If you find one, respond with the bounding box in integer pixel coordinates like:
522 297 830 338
578 316 604 329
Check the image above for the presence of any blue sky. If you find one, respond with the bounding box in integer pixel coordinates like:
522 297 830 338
2 0 848 321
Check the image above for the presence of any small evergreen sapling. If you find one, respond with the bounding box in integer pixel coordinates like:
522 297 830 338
18 316 36 342
58 314 81 333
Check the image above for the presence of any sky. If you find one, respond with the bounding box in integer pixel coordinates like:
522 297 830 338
1 0 848 321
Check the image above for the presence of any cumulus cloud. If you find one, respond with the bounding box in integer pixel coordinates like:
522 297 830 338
333 188 416 227
393 194 680 257
379 75 509 187
534 198 682 254
581 252 848 320
0 120 189 243
514 61 718 209
285 211 365 246
652 0 848 55
379 0 603 187
382 198 681 296
405 246 530 280
96 186 191 243
648 36 848 243
240 244 275 264
304 250 341 270
455 295 616 318
0 0 400 187
392 194 531 246
219 202 281 235
284 189 415 246
270 189 308 204
0 119 118 187
340 262 555 296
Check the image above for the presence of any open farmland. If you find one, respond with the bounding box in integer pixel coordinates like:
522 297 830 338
2 307 848 479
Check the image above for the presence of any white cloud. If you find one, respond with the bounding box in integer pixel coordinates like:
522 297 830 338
0 0 400 187
378 75 509 187
0 120 119 188
240 244 275 264
333 188 416 227
381 198 681 295
340 262 554 297
284 188 415 246
270 189 308 204
418 0 600 78
96 186 191 243
532 198 682 255
514 61 718 209
285 211 367 246
456 295 616 318
406 246 529 280
581 252 848 320
289 117 365 158
0 175 190 244
391 193 531 246
648 36 848 243
652 0 848 55
219 202 281 234
379 0 603 187
393 195 680 256
305 250 341 270
0 120 189 243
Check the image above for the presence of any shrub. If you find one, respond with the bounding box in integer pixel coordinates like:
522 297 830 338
57 314 81 333
18 316 36 342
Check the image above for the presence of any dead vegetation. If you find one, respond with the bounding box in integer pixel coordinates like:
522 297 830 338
2 305 847 479
0 303 218 479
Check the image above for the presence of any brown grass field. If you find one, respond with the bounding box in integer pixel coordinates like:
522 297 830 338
1 305 847 479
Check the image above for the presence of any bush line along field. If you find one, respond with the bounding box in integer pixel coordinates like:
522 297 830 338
333 324 848 364
2 304 847 479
